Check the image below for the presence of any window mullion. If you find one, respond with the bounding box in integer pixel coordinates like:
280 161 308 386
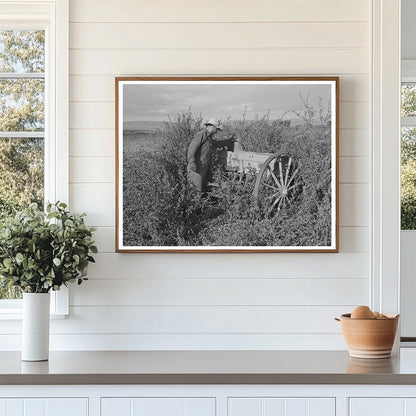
0 72 44 79
0 132 44 138
402 117 416 127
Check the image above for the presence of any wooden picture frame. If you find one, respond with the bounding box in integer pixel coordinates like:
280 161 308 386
115 77 339 253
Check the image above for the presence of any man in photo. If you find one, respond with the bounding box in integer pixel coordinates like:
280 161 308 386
187 118 236 194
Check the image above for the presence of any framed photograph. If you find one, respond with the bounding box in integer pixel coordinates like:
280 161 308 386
116 77 339 252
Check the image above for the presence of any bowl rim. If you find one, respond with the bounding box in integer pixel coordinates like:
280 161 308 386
340 313 399 320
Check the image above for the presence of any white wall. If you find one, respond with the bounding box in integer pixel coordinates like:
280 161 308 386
59 0 371 350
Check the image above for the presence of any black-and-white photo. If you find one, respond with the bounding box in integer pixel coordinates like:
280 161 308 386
116 77 338 252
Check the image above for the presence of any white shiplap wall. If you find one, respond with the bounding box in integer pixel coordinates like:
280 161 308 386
55 0 371 350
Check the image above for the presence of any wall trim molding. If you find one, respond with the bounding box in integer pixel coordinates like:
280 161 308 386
371 0 401 316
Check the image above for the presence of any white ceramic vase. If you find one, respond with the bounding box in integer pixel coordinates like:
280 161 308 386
22 292 50 361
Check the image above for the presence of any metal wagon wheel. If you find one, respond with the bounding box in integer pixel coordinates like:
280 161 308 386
253 153 302 217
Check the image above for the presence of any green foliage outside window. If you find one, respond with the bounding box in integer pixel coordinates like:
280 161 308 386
401 85 416 230
0 30 45 299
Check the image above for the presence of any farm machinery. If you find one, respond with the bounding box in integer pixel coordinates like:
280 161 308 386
216 141 302 217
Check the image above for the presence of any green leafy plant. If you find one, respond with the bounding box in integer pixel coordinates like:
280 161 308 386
0 202 97 293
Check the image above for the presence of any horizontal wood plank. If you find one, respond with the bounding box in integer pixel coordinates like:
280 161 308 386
70 129 115 157
69 74 369 103
339 183 369 227
70 0 369 23
339 157 368 183
0 333 347 350
70 76 115 102
70 277 368 306
339 227 369 253
339 129 369 157
0 305 355 335
90 227 115 253
339 102 369 129
70 49 368 76
70 157 115 183
70 22 368 50
86 252 369 279
70 102 113 129
56 305 356 334
339 76 369 102
69 183 114 226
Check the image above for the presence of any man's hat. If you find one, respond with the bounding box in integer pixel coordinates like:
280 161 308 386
204 118 223 130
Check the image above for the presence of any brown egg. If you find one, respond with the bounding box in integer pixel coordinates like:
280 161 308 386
351 306 376 319
373 311 380 318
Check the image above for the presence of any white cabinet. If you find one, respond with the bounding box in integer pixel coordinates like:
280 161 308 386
228 397 335 416
349 398 416 416
101 397 215 416
4 385 416 416
0 398 88 416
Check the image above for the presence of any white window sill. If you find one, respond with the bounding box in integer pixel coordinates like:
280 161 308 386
0 287 69 319
0 312 68 320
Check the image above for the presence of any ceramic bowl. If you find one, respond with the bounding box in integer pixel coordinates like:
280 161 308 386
337 313 399 359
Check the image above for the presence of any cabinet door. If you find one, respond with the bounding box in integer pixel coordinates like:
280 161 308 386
0 398 88 416
228 398 335 416
350 398 416 416
101 398 215 416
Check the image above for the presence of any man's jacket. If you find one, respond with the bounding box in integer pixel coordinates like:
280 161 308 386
187 129 233 178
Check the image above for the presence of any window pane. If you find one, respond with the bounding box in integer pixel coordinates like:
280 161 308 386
0 137 44 300
402 83 416 117
0 137 44 217
0 78 44 131
401 127 416 230
0 29 45 301
0 30 45 73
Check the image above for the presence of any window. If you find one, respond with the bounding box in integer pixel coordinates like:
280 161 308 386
401 76 416 229
0 0 69 314
0 29 45 300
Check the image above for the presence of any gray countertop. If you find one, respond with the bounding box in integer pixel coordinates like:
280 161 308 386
2 349 416 385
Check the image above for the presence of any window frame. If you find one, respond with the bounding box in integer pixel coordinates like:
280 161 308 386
401 61 416 233
402 61 416 127
0 0 69 316
371 0 400 321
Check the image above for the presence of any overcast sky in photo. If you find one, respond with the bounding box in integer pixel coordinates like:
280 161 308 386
122 81 332 123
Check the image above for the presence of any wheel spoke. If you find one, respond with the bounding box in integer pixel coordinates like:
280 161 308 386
265 191 281 200
268 166 281 188
287 168 299 187
284 157 292 186
270 196 283 212
262 182 279 192
255 155 301 217
279 159 284 187
277 196 286 212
